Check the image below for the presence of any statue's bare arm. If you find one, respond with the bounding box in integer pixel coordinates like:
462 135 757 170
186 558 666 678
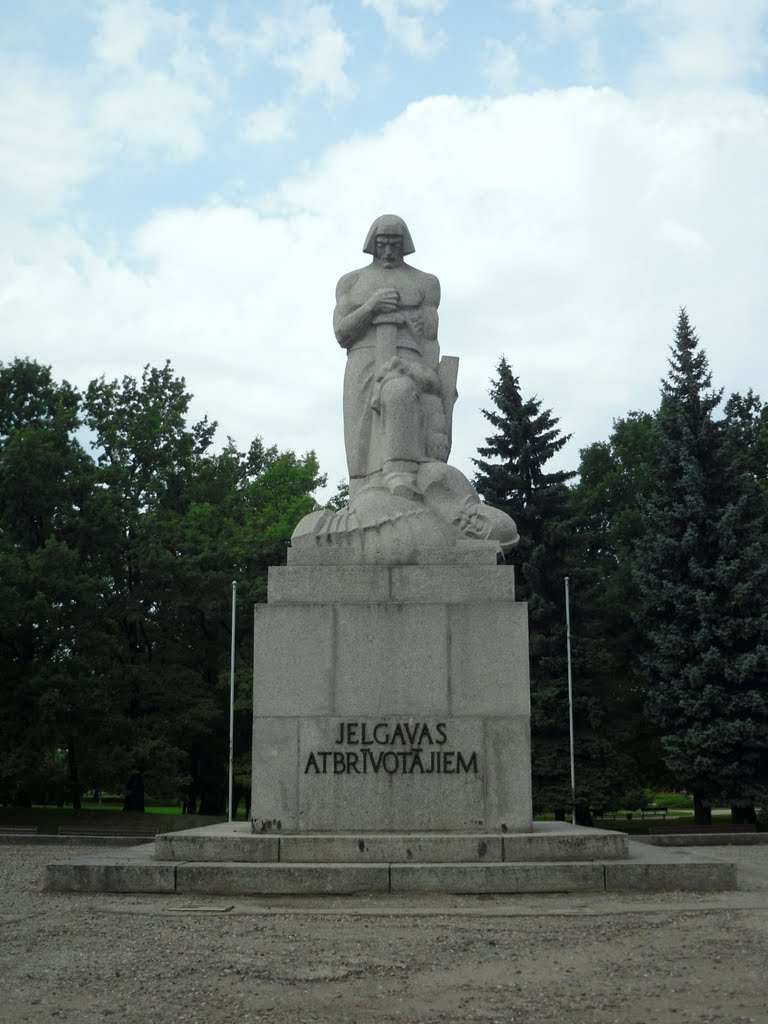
334 272 402 349
421 272 441 342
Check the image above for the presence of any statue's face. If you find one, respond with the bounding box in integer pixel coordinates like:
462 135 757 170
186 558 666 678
375 233 404 269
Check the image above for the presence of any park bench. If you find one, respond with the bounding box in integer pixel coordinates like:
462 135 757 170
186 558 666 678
639 806 668 819
648 823 757 835
593 808 624 820
56 825 158 839
0 825 39 835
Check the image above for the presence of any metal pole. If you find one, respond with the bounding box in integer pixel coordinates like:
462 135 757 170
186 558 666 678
228 580 237 823
565 577 576 825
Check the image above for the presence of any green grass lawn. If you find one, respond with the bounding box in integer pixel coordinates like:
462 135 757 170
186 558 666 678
0 804 246 834
533 792 744 835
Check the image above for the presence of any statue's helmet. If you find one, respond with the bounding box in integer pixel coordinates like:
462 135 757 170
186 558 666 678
363 214 415 256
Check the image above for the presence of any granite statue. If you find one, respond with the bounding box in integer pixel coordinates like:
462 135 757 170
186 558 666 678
289 215 518 565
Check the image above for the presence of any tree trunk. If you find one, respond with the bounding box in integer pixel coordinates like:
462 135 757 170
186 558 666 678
123 770 145 812
575 802 593 827
731 804 757 825
199 792 226 816
66 736 81 810
232 783 252 821
693 792 712 825
554 807 566 821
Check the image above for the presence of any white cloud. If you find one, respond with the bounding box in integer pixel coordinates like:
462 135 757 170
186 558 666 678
513 0 599 35
482 39 521 93
273 4 355 100
91 0 157 69
0 61 95 217
234 2 356 102
240 103 295 144
95 71 211 159
512 0 603 81
628 0 768 91
89 0 218 161
362 0 447 57
3 84 766 494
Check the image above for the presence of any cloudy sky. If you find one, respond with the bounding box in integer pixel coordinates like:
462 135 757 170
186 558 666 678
2 0 767 496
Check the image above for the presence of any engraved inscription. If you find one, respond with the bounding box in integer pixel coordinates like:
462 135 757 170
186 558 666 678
304 720 479 776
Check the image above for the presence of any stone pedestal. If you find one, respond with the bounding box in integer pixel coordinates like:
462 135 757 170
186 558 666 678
250 564 532 833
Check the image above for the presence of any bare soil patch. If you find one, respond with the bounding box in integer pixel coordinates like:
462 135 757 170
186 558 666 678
2 844 767 1024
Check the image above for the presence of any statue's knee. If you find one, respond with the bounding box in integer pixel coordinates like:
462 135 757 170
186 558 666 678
381 375 417 409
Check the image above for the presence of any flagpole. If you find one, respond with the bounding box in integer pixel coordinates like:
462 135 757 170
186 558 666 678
228 580 237 823
565 576 576 825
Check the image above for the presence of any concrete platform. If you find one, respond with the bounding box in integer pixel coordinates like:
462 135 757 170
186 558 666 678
153 821 629 864
634 831 768 847
44 823 737 895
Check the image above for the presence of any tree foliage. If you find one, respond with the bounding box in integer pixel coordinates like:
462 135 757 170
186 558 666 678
0 359 323 812
473 359 583 813
634 311 768 822
571 413 667 797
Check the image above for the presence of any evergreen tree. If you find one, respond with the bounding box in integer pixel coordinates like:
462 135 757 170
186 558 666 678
572 413 668 798
473 357 575 584
473 359 580 815
723 390 768 486
634 311 768 823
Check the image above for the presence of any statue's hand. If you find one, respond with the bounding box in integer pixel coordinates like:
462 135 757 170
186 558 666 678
368 288 400 315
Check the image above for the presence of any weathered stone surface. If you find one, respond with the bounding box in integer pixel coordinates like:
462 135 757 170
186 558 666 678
175 863 389 895
278 833 502 863
288 215 518 566
297 717 486 832
251 563 533 834
335 603 449 715
390 565 516 603
267 565 391 605
44 853 175 893
633 832 768 847
265 564 519 605
253 605 333 716
503 823 628 862
43 825 738 894
390 862 606 894
482 717 533 832
152 822 624 865
251 718 299 832
250 221 531 835
449 602 530 716
155 831 278 863
605 843 738 891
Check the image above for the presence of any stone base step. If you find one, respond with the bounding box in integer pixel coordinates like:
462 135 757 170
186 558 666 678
153 822 629 864
44 840 736 895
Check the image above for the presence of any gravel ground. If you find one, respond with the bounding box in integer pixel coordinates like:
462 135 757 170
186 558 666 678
2 843 768 1024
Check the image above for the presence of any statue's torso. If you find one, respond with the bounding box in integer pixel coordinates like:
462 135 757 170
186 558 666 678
343 265 435 354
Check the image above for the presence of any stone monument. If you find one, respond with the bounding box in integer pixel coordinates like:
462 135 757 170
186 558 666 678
290 213 518 564
250 214 533 834
44 216 738 895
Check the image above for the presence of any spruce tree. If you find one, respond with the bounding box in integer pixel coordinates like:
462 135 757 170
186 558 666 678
572 413 668 800
634 311 768 823
473 357 575 573
474 359 580 815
